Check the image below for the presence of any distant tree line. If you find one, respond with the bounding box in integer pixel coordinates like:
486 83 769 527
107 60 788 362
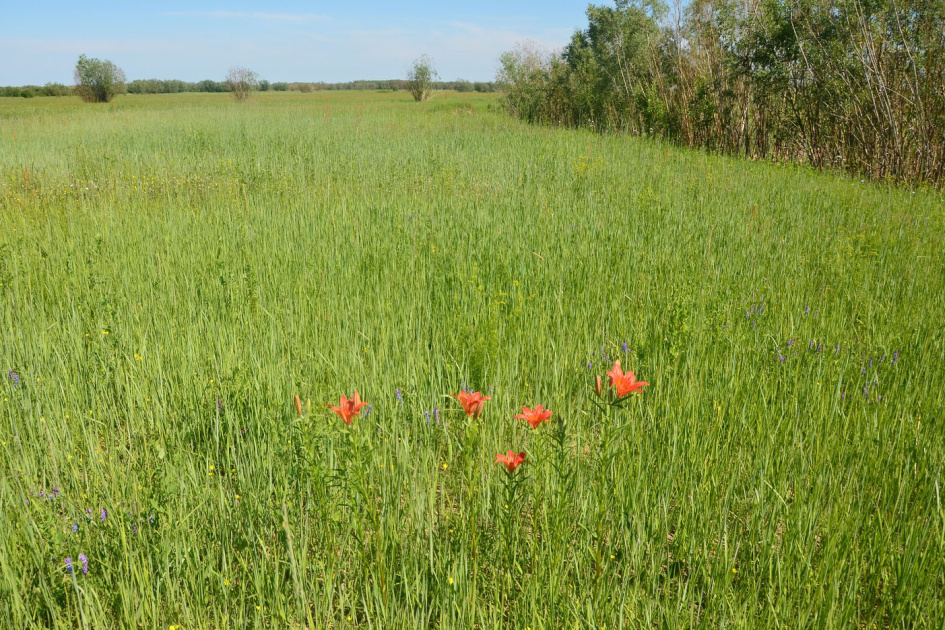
499 0 945 185
1 78 497 97
0 83 71 98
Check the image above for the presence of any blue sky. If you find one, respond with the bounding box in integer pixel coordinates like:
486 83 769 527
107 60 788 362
3 1 593 85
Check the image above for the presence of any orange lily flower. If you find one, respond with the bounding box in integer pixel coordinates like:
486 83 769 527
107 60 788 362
594 374 603 398
330 390 369 425
494 450 526 473
605 360 649 397
452 390 491 418
294 395 303 416
515 405 553 429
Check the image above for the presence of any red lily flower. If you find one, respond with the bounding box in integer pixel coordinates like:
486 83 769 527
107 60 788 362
452 390 491 418
494 450 526 473
605 360 649 397
330 390 369 425
515 405 553 429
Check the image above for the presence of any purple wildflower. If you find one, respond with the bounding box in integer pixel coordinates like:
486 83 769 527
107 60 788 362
809 340 815 349
79 553 88 575
363 404 373 418
132 523 137 535
216 398 223 412
51 487 60 499
65 557 73 573
425 410 430 425
85 508 92 516
892 350 899 364
805 306 810 315
816 344 822 353
148 514 155 526
433 408 440 425
6 370 18 386
395 388 402 403
869 358 873 368
72 523 79 534
100 508 107 523
622 342 629 353
586 362 592 370
787 339 794 347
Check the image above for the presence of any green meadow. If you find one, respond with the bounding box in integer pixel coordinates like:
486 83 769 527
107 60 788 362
1 91 943 628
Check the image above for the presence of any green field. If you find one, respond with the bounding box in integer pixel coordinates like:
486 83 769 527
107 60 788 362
1 91 944 628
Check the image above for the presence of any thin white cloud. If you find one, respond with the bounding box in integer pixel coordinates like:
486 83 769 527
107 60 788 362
164 11 329 23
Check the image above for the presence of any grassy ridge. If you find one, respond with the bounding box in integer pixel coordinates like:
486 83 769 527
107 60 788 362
1 91 944 628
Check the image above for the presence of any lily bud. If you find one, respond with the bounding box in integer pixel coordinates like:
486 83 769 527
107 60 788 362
594 374 603 398
294 394 303 416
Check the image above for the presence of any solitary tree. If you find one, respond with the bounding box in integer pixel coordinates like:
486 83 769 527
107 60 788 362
407 55 438 102
74 55 126 103
226 67 259 102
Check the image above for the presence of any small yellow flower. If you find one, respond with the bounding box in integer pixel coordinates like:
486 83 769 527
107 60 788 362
224 579 230 586
442 463 448 470
448 576 454 585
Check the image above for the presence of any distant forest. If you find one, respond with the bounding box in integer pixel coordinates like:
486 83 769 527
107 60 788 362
0 79 498 99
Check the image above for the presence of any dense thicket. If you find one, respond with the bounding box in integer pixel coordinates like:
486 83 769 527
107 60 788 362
499 0 945 184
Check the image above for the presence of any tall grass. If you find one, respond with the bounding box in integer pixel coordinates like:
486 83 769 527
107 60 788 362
1 91 943 628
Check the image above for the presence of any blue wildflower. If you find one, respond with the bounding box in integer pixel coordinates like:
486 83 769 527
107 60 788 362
79 553 88 575
395 388 402 403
